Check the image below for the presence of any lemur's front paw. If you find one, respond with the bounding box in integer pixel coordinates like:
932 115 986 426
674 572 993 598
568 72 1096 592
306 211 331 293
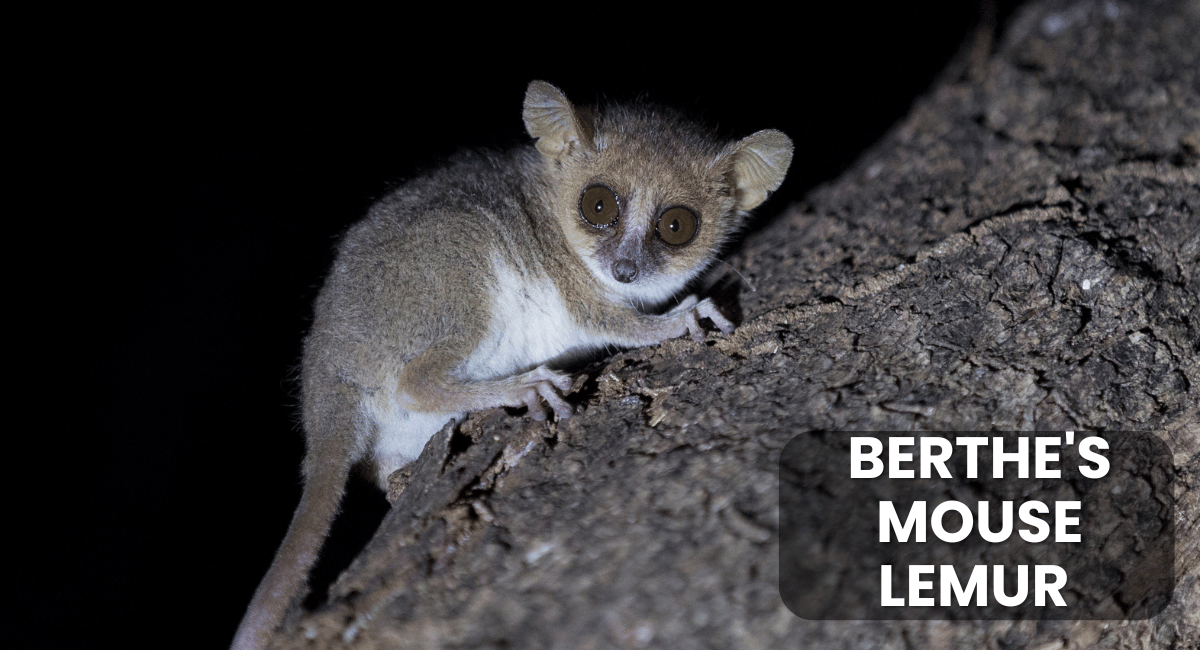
515 366 574 421
668 296 734 341
695 298 734 336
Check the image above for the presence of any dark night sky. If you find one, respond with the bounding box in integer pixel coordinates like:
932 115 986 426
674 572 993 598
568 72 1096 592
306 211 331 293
24 4 1016 648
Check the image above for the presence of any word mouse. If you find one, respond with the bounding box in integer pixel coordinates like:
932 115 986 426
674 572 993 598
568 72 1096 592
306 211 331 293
231 80 792 649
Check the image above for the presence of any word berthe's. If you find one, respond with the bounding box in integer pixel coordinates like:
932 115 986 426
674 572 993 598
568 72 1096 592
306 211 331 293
850 435 1110 479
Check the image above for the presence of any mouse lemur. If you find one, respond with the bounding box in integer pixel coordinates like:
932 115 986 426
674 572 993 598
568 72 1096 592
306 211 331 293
231 80 792 650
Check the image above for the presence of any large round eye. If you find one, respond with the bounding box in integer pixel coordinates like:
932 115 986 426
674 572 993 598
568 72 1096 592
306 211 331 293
580 185 619 227
656 207 698 246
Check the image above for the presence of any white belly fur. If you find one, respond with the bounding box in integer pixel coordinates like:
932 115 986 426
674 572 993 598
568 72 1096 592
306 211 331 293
361 374 464 487
463 255 603 379
361 255 604 487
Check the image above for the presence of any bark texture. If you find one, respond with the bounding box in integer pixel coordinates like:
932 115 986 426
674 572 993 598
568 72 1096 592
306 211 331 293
272 1 1199 647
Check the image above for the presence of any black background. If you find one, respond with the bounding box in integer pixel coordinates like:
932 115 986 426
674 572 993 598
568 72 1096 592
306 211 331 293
25 4 1021 648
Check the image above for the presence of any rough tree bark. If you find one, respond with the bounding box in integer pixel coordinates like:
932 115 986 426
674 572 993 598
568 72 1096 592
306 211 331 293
271 1 1199 647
